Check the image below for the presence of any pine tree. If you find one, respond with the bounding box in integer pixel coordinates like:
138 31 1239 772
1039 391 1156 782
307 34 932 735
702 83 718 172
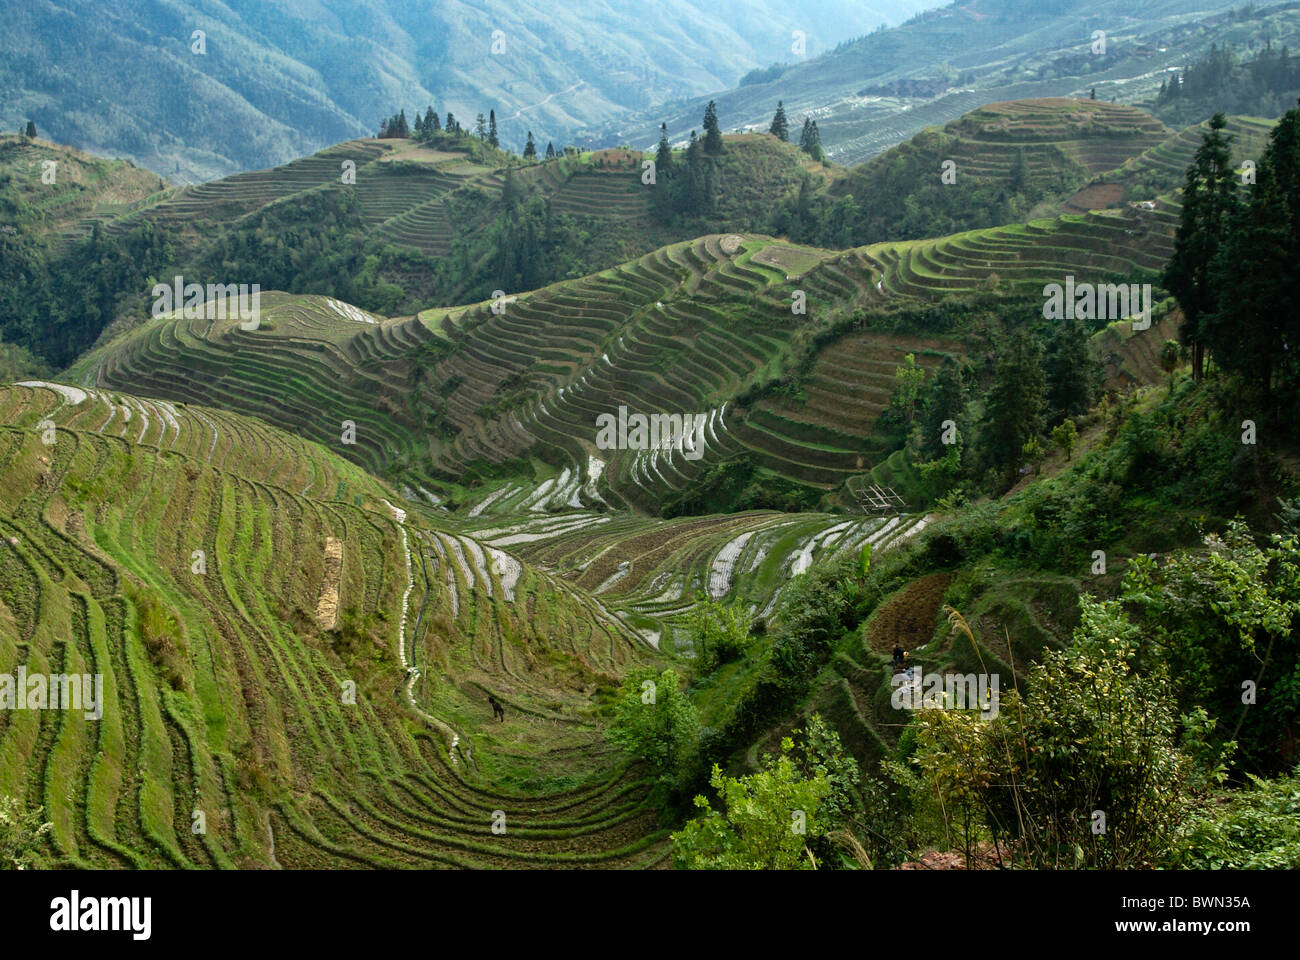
1045 317 1094 424
1090 87 1096 100
798 118 812 151
523 131 536 159
502 165 518 209
920 356 967 462
476 113 487 140
769 101 789 141
426 107 439 133
413 111 424 135
1201 102 1300 411
488 109 499 148
1163 113 1238 381
656 122 673 171
675 131 703 214
803 120 823 161
397 109 409 138
545 141 556 159
794 175 814 227
1009 147 1029 193
446 112 456 134
702 100 723 154
24 120 36 139
979 329 1045 478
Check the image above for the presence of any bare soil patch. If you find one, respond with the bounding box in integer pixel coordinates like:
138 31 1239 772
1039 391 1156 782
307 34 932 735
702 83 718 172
315 537 343 629
864 571 953 655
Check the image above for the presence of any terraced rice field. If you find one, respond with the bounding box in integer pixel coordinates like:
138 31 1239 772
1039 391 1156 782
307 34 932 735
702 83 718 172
51 137 657 264
1097 115 1276 198
0 383 669 868
1095 310 1183 390
549 171 648 221
70 185 1190 516
0 135 167 254
14 100 1244 870
453 506 932 658
66 293 438 483
914 99 1171 185
60 103 1250 523
92 142 390 245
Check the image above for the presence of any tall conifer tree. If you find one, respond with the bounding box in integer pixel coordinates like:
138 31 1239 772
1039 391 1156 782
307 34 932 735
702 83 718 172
1163 114 1238 380
769 101 789 141
702 101 722 153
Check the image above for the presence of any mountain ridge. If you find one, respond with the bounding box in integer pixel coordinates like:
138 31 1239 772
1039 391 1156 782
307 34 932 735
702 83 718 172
1 0 936 182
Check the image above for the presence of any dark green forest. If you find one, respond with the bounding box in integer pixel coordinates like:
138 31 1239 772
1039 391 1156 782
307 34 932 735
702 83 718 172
1154 42 1300 126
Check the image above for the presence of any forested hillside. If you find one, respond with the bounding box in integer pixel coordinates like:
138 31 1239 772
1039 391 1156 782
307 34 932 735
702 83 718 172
1154 41 1300 125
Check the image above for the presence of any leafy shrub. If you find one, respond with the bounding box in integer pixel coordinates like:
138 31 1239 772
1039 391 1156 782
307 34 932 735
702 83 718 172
1171 766 1300 868
606 668 699 785
901 597 1222 868
687 600 752 672
771 560 853 683
672 724 833 869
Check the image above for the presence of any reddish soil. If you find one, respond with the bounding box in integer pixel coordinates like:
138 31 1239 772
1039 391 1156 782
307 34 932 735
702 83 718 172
864 571 953 655
1063 183 1123 213
897 842 1004 869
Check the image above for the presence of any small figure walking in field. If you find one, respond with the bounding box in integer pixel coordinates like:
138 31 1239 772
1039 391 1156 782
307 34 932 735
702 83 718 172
892 645 906 672
488 695 505 722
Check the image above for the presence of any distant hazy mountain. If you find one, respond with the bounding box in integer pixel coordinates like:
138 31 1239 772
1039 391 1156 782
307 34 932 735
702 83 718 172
1 0 940 182
587 0 1293 164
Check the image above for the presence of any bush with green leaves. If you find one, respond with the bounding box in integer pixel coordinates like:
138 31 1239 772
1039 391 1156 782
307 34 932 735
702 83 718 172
673 719 844 869
901 597 1221 868
687 599 752 672
889 352 926 427
1279 496 1300 539
605 668 699 784
918 440 963 502
770 559 860 683
1050 418 1077 461
1170 766 1300 868
794 715 870 867
1121 522 1300 771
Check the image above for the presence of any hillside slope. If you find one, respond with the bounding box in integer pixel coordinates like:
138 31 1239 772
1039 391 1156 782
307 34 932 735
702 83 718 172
782 98 1173 246
0 135 166 245
3 131 829 369
64 204 1178 519
64 100 1271 521
9 99 1250 375
0 381 668 868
